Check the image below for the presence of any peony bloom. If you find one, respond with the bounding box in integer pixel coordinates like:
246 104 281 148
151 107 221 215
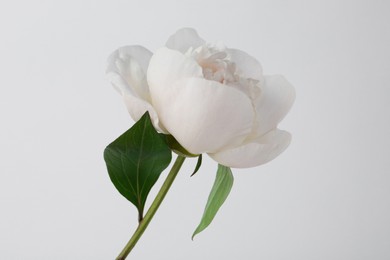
106 28 295 168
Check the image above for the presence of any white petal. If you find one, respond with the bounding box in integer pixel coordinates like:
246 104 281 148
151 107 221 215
106 46 166 132
166 28 205 53
209 129 291 168
106 45 152 100
255 75 295 136
122 94 167 133
227 48 263 81
147 47 203 90
149 76 254 154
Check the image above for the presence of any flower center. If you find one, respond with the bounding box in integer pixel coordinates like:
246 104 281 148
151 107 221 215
186 44 238 84
186 43 261 101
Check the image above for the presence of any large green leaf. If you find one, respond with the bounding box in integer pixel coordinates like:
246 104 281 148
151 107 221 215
192 164 234 239
104 112 172 221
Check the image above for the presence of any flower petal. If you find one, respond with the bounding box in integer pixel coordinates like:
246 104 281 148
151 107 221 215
106 45 166 132
122 94 167 133
147 47 203 89
255 75 295 136
227 48 263 81
209 129 291 168
166 28 205 53
148 48 254 153
106 45 152 100
149 76 254 154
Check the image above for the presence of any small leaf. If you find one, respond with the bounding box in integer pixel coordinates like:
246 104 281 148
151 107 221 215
192 164 234 239
190 154 202 177
104 112 172 221
161 134 198 158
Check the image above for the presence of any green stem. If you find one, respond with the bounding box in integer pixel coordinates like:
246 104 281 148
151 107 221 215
116 155 186 260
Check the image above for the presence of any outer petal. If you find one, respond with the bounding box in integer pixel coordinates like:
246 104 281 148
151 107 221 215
149 76 254 154
106 45 166 132
166 28 205 53
106 45 152 99
209 129 291 168
227 48 263 82
121 94 165 132
254 75 295 136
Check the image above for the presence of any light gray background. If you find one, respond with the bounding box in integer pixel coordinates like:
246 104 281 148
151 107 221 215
1 0 389 259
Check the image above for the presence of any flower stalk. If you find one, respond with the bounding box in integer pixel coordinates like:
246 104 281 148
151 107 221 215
116 155 186 260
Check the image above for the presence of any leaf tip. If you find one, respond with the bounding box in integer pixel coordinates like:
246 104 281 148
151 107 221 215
190 154 202 177
191 231 198 241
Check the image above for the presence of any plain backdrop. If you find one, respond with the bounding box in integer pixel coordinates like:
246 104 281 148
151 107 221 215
1 0 389 259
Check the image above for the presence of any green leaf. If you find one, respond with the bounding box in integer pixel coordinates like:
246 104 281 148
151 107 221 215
190 154 202 177
161 134 198 158
192 164 234 239
104 112 172 221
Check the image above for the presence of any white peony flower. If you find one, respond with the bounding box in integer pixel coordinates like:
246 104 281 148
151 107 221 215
106 28 295 168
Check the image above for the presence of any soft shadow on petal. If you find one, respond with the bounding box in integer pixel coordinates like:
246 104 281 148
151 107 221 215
150 77 254 155
209 129 291 168
227 48 264 82
255 75 296 136
166 28 205 53
123 94 167 133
